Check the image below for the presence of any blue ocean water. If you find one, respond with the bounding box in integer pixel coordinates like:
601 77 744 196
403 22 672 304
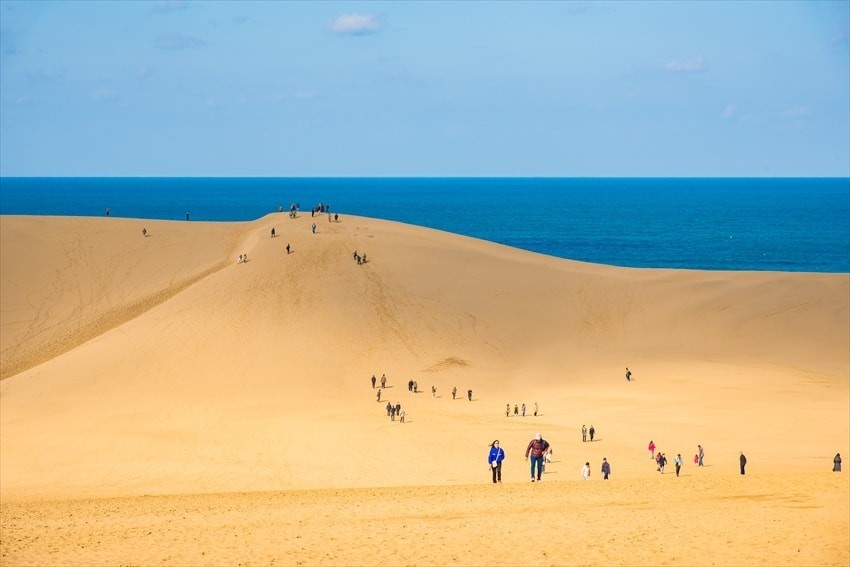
1 177 848 273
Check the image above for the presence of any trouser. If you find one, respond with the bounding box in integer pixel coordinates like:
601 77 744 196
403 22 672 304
675 465 681 477
529 456 543 480
491 462 501 483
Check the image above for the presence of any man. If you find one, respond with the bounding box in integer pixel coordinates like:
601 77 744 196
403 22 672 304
525 433 550 482
589 425 596 442
698 444 704 466
739 451 747 475
674 453 683 477
625 367 631 381
581 462 591 480
582 425 587 442
601 457 611 480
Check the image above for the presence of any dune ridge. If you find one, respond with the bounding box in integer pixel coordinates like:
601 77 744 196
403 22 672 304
1 212 848 565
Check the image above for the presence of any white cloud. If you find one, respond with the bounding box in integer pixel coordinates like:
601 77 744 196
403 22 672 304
91 88 119 102
153 1 188 14
779 105 810 119
665 55 707 72
721 104 735 120
329 13 383 35
155 33 204 50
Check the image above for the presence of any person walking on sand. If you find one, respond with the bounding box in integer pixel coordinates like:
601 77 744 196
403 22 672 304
674 453 683 477
581 462 591 480
488 440 505 484
381 374 387 388
452 386 457 400
694 453 699 465
431 385 436 398
468 389 472 401
625 367 632 382
582 425 587 443
698 444 704 467
506 404 510 417
385 401 392 416
521 403 526 417
739 451 747 475
271 227 276 238
399 409 405 423
376 389 381 402
311 222 316 234
834 453 842 472
534 402 538 416
648 440 656 459
286 243 291 254
589 425 595 442
601 457 611 480
525 433 550 482
514 404 519 416
371 375 377 389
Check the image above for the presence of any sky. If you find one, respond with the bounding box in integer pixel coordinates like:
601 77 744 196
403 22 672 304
1 0 848 177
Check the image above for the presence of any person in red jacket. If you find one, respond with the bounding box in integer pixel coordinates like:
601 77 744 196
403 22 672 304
525 433 550 482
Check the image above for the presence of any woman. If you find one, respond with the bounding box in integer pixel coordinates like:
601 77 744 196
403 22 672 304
834 453 842 472
488 440 505 484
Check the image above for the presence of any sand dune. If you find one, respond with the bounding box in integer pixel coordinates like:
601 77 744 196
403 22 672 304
1 212 848 565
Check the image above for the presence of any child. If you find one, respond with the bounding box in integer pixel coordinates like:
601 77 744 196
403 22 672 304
693 454 699 465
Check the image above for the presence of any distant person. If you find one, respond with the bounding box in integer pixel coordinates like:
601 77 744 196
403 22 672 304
334 213 339 222
660 453 667 474
452 386 457 400
381 374 387 388
521 403 526 417
534 402 538 416
582 425 587 443
376 389 381 402
698 444 704 467
601 457 611 480
506 404 510 417
237 254 243 264
625 367 631 381
311 222 316 234
286 243 291 254
694 453 699 465
371 375 376 389
408 379 414 392
739 451 747 475
581 462 591 480
142 228 147 237
514 404 519 416
524 433 550 482
834 453 842 472
467 389 472 401
105 207 110 216
589 425 595 442
385 401 392 416
488 440 505 484
186 211 190 221
431 385 436 398
648 440 656 459
674 453 683 477
271 227 276 238
399 409 405 423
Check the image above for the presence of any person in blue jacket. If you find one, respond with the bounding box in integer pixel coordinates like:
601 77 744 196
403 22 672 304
488 440 505 484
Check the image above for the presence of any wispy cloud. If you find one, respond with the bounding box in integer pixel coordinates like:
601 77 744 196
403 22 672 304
721 104 735 121
153 1 188 14
665 55 707 73
329 13 383 35
155 33 205 50
778 105 810 120
91 88 119 102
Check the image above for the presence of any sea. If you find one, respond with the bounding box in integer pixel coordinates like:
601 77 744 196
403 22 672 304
1 177 848 273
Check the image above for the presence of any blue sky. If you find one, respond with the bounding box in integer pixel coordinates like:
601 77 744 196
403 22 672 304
1 0 848 177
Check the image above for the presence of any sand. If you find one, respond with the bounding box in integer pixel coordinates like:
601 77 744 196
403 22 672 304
1 212 848 566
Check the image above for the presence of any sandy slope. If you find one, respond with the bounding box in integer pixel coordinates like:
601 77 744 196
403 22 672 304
1 212 848 565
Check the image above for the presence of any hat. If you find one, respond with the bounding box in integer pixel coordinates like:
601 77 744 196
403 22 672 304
534 433 542 440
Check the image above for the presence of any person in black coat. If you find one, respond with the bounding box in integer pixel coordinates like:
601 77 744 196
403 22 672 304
834 453 842 472
739 451 747 475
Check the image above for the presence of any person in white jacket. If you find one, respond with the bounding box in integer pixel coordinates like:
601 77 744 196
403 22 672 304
581 462 591 480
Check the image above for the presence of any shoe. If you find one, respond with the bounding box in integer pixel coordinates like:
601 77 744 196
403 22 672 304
530 478 535 482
